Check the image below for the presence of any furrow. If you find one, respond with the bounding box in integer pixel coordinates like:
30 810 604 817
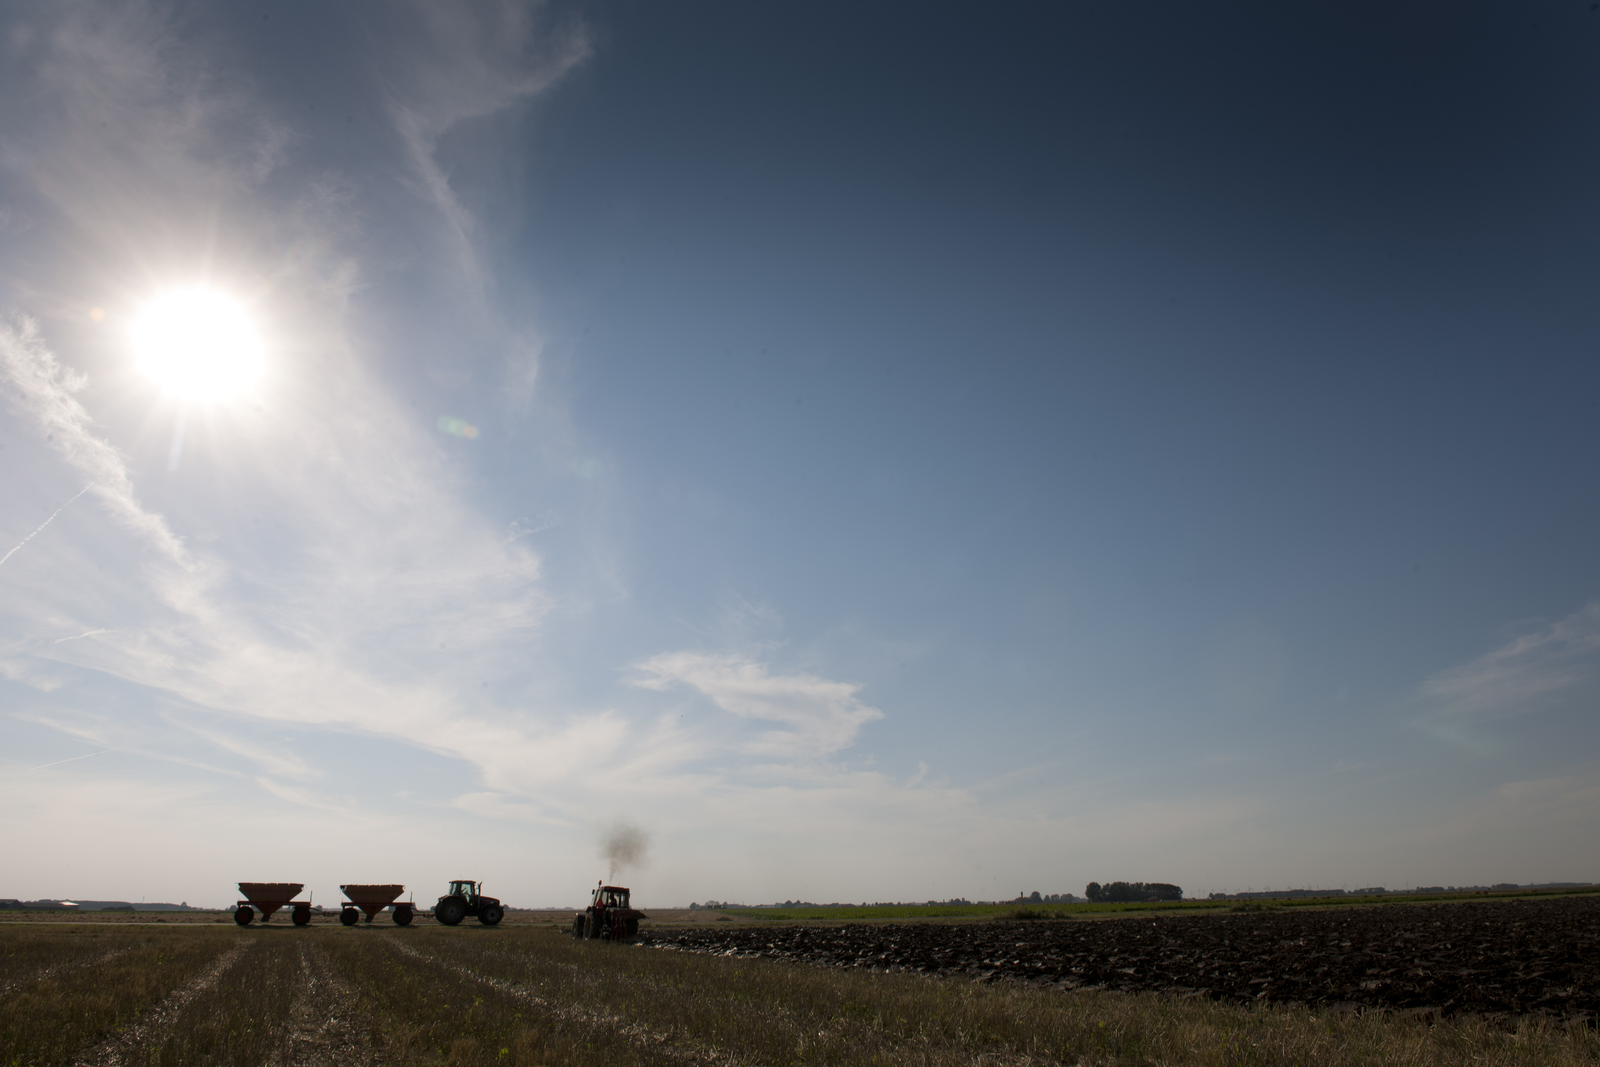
387 938 740 1065
70 941 251 1067
267 942 377 1067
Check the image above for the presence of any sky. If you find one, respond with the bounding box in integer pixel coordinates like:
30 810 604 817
3 0 1600 909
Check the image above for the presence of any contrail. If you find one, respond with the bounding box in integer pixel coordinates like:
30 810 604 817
54 629 112 644
0 486 90 569
27 746 129 771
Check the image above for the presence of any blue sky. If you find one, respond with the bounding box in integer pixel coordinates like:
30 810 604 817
3 0 1600 908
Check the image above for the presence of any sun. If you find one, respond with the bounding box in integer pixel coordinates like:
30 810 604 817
131 287 265 403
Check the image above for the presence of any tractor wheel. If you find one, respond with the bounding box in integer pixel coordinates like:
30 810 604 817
292 905 312 926
234 905 254 927
571 914 585 938
393 906 413 927
588 911 603 939
340 907 359 926
436 898 466 926
626 918 640 939
478 903 505 926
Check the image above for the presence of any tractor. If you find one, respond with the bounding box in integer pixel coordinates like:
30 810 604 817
433 879 505 926
572 881 647 941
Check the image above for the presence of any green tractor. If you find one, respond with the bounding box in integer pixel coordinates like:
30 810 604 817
433 879 505 926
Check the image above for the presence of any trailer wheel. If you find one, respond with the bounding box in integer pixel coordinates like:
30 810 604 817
393 906 413 927
340 907 359 926
478 903 504 927
571 914 585 938
234 905 254 927
292 905 312 926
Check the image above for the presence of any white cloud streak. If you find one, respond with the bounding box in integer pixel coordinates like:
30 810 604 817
382 0 591 290
0 321 188 564
0 485 90 569
632 651 886 758
1419 602 1600 719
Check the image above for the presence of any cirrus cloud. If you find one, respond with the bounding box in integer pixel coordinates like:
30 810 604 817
632 651 885 758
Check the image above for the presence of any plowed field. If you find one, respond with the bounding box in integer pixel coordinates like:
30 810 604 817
649 896 1600 1018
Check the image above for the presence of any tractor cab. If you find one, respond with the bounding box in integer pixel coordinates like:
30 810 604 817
449 880 480 903
593 885 631 909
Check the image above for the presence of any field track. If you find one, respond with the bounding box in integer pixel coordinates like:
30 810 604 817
649 895 1600 1018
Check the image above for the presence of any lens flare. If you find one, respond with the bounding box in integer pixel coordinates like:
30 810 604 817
131 287 264 402
437 416 479 439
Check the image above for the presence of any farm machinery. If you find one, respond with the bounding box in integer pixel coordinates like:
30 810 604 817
433 879 505 926
234 883 312 926
235 883 417 926
339 884 415 926
572 882 646 941
232 879 502 927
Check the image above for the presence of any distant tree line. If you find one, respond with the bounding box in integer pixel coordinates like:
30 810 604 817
1085 881 1182 903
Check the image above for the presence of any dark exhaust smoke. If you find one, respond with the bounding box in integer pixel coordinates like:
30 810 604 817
602 822 649 882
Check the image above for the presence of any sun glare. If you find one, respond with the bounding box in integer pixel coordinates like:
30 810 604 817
131 287 265 403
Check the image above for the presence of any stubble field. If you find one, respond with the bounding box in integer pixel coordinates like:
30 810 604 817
2 896 1598 1067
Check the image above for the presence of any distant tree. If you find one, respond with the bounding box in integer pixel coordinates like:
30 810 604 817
1086 881 1182 903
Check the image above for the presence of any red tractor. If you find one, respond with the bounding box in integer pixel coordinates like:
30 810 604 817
572 882 646 941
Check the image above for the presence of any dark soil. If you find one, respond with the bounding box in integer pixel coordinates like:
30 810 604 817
647 896 1600 1018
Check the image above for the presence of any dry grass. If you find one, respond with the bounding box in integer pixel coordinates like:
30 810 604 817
0 927 138 990
134 935 303 1067
0 926 235 1066
3 923 1599 1066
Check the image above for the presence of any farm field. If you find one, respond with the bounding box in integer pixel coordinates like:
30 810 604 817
717 886 1600 923
0 904 1596 1067
654 895 1600 1018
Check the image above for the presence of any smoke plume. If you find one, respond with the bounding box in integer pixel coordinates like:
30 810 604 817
602 822 649 882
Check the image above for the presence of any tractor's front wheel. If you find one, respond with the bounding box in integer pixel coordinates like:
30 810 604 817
571 914 585 938
478 903 504 926
436 898 466 926
234 905 254 926
626 917 640 939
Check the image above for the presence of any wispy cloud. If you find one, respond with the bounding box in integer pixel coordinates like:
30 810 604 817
632 651 885 758
0 321 187 565
382 0 590 290
1418 602 1600 719
0 0 577 805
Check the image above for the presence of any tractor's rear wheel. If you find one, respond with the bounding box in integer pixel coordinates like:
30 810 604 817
436 898 466 926
340 907 359 926
234 905 254 926
478 903 504 926
571 914 585 938
292 905 312 926
393 906 413 927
